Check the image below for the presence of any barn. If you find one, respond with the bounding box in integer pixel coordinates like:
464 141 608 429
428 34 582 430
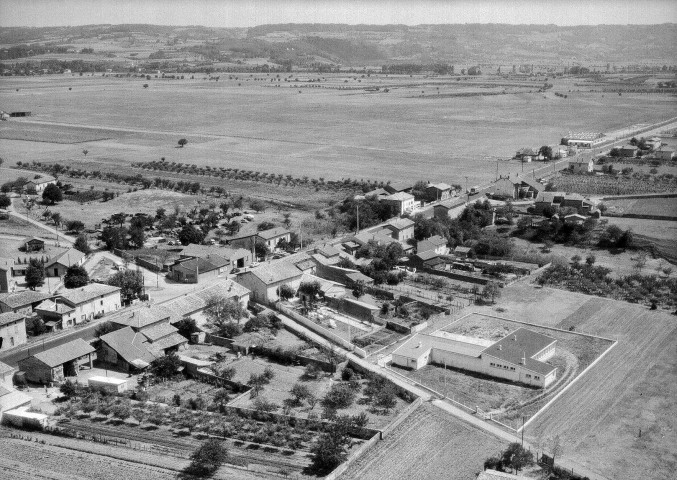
17 338 95 384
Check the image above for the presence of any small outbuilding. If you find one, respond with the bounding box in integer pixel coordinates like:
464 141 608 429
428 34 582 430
18 338 95 384
88 376 128 393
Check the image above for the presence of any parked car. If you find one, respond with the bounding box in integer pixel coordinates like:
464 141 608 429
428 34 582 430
250 262 260 268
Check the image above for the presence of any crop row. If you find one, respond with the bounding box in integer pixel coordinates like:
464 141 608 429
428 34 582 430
550 172 677 195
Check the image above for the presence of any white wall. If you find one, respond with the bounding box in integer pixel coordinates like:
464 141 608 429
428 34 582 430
72 292 121 325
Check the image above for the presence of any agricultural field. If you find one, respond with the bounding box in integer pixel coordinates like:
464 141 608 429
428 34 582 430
527 298 677 480
0 121 117 143
602 196 677 218
549 171 677 195
341 402 506 480
0 214 53 238
1 74 675 190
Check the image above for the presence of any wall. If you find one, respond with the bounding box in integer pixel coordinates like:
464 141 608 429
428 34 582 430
431 349 482 372
277 303 367 358
336 297 378 323
98 342 130 373
68 292 121 326
17 357 54 384
0 318 27 351
421 267 491 285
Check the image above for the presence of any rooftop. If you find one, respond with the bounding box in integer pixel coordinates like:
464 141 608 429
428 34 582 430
385 192 415 202
427 182 452 191
393 333 487 359
565 132 604 141
34 299 74 314
111 306 171 329
179 244 249 261
385 181 411 192
58 283 121 306
257 227 290 241
140 322 179 342
32 338 95 368
174 255 228 273
45 248 86 268
386 217 415 230
100 326 156 366
315 244 341 258
0 290 52 309
482 328 557 375
245 261 302 285
435 198 466 210
0 311 25 327
416 250 440 261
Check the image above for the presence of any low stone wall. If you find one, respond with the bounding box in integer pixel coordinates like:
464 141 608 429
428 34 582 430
421 267 492 285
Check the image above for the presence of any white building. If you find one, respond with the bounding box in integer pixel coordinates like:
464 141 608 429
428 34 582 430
392 327 558 388
35 283 121 329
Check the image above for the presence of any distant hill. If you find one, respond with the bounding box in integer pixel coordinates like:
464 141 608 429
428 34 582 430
1 23 675 66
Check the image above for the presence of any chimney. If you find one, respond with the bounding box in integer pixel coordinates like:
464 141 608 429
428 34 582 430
498 344 502 351
417 342 422 348
513 335 517 341
521 351 526 365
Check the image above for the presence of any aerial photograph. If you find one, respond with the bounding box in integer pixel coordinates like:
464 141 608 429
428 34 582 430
0 0 675 479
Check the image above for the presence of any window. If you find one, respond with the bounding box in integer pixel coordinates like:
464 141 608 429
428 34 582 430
535 376 540 380
100 300 103 306
526 374 531 378
10 337 14 346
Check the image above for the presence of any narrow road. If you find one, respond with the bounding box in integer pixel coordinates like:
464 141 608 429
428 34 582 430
7 198 74 245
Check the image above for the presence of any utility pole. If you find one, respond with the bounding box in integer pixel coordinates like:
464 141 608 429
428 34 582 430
521 416 525 446
355 204 360 234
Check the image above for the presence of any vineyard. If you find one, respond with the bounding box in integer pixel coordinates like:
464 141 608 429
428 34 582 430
527 298 677 480
602 196 677 218
341 403 506 480
549 172 677 195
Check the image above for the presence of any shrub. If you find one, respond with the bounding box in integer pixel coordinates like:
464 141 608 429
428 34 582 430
321 384 356 410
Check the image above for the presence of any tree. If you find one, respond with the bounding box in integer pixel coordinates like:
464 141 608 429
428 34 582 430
42 183 63 205
212 389 230 411
149 353 181 379
310 420 351 474
205 295 247 337
178 138 188 148
185 439 229 477
571 254 582 265
25 259 45 290
585 254 596 265
501 442 533 473
59 379 78 398
176 317 198 339
101 226 128 250
278 283 295 301
95 321 117 337
73 234 91 255
290 383 311 406
51 212 62 228
539 145 553 161
65 220 85 233
0 194 10 209
257 221 275 231
107 270 144 305
481 281 501 303
64 264 89 288
128 226 145 249
298 280 322 305
178 224 204 245
249 199 266 212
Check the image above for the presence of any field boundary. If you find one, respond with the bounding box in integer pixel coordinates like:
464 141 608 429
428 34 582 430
518 339 618 432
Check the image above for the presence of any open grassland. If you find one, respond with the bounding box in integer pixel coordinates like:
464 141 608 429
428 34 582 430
0 214 53 238
341 402 506 480
0 121 116 143
527 298 677 480
1 75 675 188
603 196 677 218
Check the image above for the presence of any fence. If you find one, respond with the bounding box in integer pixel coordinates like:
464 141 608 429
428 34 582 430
379 396 423 439
276 303 368 358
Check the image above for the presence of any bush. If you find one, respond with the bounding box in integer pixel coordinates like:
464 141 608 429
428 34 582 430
321 384 356 410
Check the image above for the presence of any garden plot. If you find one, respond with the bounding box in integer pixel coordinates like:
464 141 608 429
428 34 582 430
304 305 380 342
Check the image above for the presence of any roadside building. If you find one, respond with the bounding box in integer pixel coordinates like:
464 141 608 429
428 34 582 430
44 248 86 277
383 181 412 195
178 244 251 271
21 236 46 252
569 157 594 174
98 326 157 372
0 361 32 418
256 227 292 252
237 262 303 305
534 192 594 215
0 290 52 315
619 145 639 157
382 192 416 216
383 217 415 243
18 338 95 384
564 132 605 149
454 246 472 259
0 258 15 293
492 174 542 199
433 198 467 219
0 312 27 351
41 284 121 328
410 250 444 270
655 149 675 161
425 182 453 202
169 255 229 283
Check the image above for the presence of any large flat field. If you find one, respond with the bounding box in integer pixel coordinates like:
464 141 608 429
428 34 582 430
1 74 675 188
522 297 677 480
341 402 506 480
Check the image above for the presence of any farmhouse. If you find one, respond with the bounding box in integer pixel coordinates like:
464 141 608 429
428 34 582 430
417 235 449 255
514 147 538 161
425 182 453 201
383 217 415 242
0 312 27 351
569 157 594 174
492 174 542 199
18 338 95 384
410 250 444 270
0 258 15 293
392 328 558 388
655 149 675 160
0 361 32 417
433 198 467 219
44 247 86 277
564 132 606 149
21 236 46 252
619 145 639 157
35 284 121 329
534 192 594 215
384 181 412 195
98 327 157 372
178 244 251 270
256 227 291 252
382 192 416 215
237 262 303 305
24 175 56 193
0 290 52 315
454 246 472 258
169 254 229 283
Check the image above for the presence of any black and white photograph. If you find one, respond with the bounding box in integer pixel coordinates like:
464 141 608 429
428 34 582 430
0 1 675 479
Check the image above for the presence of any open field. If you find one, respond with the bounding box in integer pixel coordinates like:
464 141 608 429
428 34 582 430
341 402 506 480
603 196 677 218
1 75 676 189
527 297 677 480
0 214 54 238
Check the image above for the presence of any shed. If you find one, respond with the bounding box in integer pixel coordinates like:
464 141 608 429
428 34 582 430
17 338 95 384
88 376 128 393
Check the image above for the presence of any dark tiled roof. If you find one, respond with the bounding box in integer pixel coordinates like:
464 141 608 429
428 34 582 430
59 283 120 306
246 262 302 285
112 307 171 329
257 227 290 241
100 326 156 366
0 290 51 309
45 248 86 268
141 322 179 342
32 338 95 367
482 328 557 375
0 311 25 327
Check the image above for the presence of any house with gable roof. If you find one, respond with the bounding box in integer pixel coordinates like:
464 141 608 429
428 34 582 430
18 338 95 384
236 261 303 305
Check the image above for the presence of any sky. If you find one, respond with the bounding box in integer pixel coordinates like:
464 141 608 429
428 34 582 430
0 0 675 28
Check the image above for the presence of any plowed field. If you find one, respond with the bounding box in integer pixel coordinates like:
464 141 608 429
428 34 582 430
341 403 506 480
528 297 677 480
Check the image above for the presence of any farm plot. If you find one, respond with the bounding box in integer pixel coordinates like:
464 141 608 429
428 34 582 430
0 121 119 143
0 214 53 238
341 402 506 480
604 196 677 218
527 299 677 480
549 172 677 195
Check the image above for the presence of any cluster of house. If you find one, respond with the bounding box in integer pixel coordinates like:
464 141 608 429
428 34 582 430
364 181 457 215
392 326 558 388
0 282 122 353
0 236 87 292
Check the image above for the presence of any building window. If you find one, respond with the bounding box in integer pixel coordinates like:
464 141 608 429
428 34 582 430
10 337 14 346
526 374 531 378
100 300 103 306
